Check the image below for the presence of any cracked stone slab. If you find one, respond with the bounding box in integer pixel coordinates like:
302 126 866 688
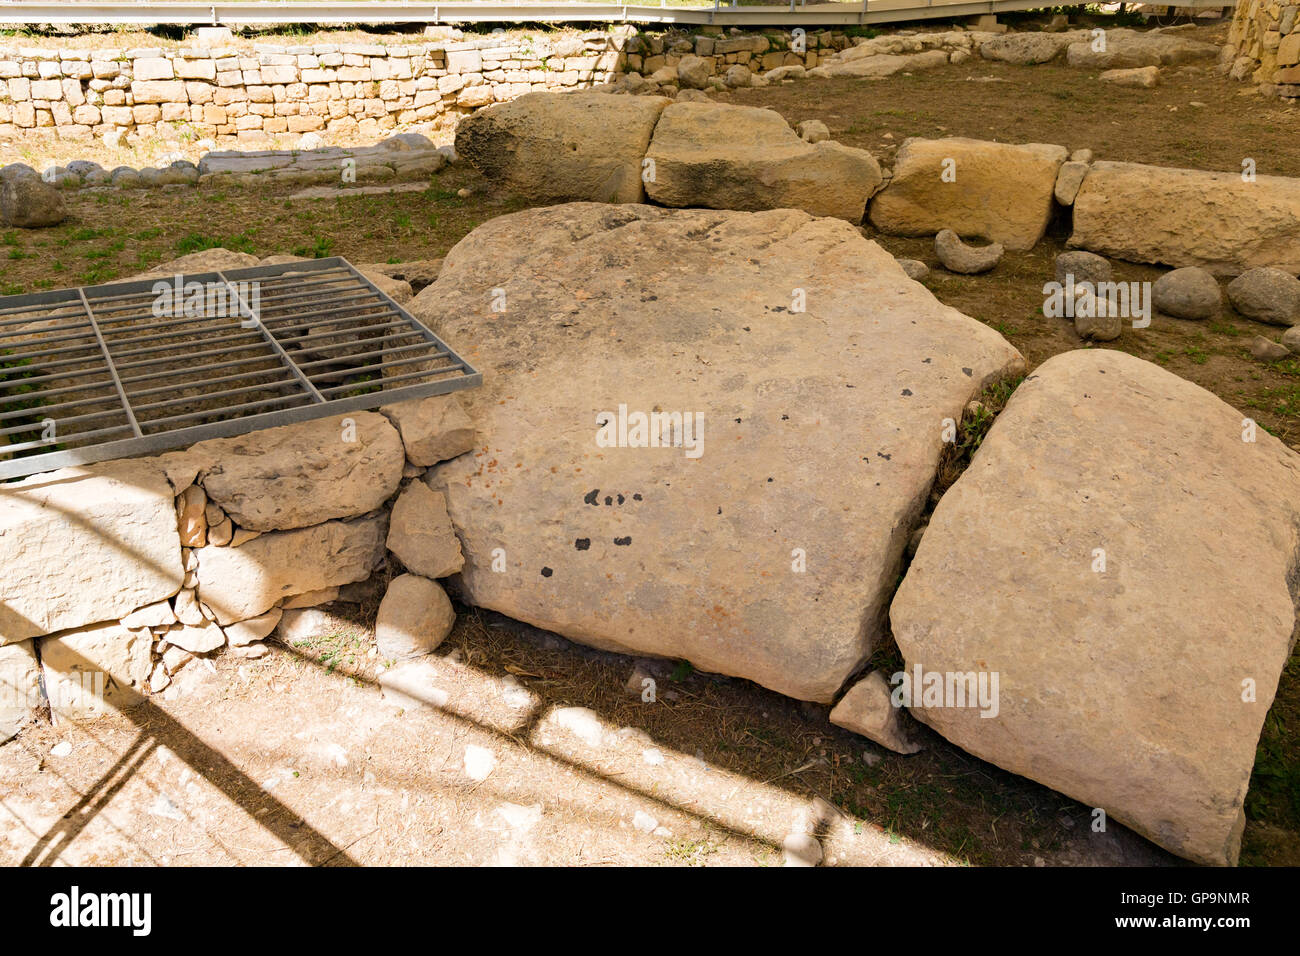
891 348 1300 865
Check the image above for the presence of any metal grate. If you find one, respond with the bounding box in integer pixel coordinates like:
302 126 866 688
0 256 480 481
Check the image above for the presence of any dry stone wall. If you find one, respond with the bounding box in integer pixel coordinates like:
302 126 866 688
1225 0 1300 96
0 29 626 146
0 351 477 740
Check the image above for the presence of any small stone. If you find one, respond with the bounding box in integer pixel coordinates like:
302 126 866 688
1074 293 1123 341
0 175 66 228
830 670 926 754
120 599 176 629
51 741 72 757
375 573 456 661
207 516 234 547
1227 268 1300 326
796 119 830 144
935 229 1003 274
896 258 929 281
642 747 665 766
633 810 659 833
1250 335 1290 361
167 620 225 654
224 608 282 646
1152 267 1221 320
723 64 752 88
149 663 171 693
386 481 464 579
173 588 205 626
175 484 208 547
1281 326 1300 354
1053 161 1088 206
1055 250 1112 288
162 645 193 675
1100 66 1160 88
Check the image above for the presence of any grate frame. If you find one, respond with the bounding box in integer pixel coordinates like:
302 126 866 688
0 256 480 481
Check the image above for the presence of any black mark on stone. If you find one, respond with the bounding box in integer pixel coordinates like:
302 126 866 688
541 567 553 577
901 388 913 396
584 489 599 506
575 538 590 551
614 536 632 546
604 495 612 506
962 367 973 377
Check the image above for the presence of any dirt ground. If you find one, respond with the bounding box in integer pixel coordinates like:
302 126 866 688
0 605 1183 867
1 20 1297 866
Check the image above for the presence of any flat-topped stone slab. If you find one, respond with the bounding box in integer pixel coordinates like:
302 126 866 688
411 202 1023 702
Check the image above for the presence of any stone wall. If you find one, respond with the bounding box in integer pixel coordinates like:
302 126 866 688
1225 0 1300 95
0 383 476 737
0 28 627 146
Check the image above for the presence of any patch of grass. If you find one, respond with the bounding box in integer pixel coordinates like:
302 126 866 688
176 231 256 255
292 234 334 258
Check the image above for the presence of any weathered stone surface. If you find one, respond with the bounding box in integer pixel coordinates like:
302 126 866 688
39 621 151 720
830 670 925 754
935 229 1003 274
644 101 882 222
1100 65 1160 87
388 481 464 579
1074 294 1122 341
1055 250 1112 287
1153 266 1222 320
1054 160 1088 206
411 203 1024 702
1069 161 1300 275
379 394 477 466
195 515 387 624
127 247 260 280
167 619 225 654
1066 30 1220 69
223 608 282 646
0 640 40 741
979 31 1077 65
0 175 65 228
891 349 1300 866
120 599 176 629
816 49 948 79
796 119 830 144
1227 268 1300 325
281 586 339 609
869 137 1067 251
896 258 929 281
676 54 710 89
0 461 183 644
375 573 456 661
1250 335 1290 361
182 413 404 532
455 91 670 204
176 483 207 547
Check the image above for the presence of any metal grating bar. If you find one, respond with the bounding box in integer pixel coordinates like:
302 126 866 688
76 288 143 439
0 256 480 481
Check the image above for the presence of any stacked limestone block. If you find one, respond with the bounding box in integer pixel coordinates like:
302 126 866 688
1225 0 1300 97
0 29 628 146
0 391 476 733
